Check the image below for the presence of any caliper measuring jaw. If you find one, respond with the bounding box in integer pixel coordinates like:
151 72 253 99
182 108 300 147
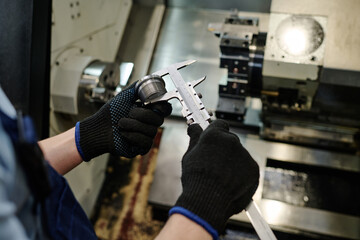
136 59 211 129
135 60 277 240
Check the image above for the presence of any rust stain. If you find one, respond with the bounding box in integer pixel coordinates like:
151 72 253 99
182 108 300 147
117 129 163 240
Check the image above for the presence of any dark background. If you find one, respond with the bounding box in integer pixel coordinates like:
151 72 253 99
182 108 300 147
0 0 52 139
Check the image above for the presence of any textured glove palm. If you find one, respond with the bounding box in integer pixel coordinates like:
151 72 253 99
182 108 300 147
174 120 259 234
75 83 172 161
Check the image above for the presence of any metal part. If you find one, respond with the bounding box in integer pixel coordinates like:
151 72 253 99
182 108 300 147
262 159 360 216
135 75 167 102
140 60 276 239
264 13 327 66
260 13 327 115
80 60 119 103
148 8 270 118
79 61 134 104
52 55 134 116
52 55 94 115
275 16 324 57
209 11 360 149
216 97 246 121
141 60 211 129
119 62 134 87
246 201 277 240
209 13 266 122
260 116 358 150
81 60 119 89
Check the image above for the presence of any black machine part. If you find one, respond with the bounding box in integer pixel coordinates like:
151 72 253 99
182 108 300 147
0 0 52 139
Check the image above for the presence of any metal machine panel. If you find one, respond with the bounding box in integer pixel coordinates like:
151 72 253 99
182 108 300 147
51 0 132 66
263 61 319 81
52 55 94 114
50 0 133 217
264 13 327 66
262 13 327 88
271 0 360 71
52 0 125 51
166 0 272 13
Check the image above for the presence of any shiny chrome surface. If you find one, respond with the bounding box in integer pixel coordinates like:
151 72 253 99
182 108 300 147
264 13 327 66
119 62 134 86
275 15 324 56
271 0 360 71
80 60 120 103
136 75 166 102
234 199 360 239
81 60 119 89
246 201 277 240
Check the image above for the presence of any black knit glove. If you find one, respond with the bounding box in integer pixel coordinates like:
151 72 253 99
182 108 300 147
170 120 259 238
75 83 172 161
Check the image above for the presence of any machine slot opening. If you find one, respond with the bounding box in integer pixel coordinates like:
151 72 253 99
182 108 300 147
262 159 360 217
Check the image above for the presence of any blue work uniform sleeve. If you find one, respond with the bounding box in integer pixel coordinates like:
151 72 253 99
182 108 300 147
0 189 30 240
0 119 30 240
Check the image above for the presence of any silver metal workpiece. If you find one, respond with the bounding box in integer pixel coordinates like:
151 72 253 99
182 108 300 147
138 60 277 240
142 59 211 129
135 75 167 102
246 201 277 240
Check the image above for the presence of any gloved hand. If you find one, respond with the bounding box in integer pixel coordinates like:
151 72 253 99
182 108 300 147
170 120 259 239
75 83 172 161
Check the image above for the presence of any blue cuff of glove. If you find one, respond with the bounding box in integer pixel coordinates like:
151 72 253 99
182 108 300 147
75 122 86 161
169 206 218 240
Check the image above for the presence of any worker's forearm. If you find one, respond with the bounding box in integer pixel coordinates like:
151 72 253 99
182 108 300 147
155 214 212 240
38 127 82 175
